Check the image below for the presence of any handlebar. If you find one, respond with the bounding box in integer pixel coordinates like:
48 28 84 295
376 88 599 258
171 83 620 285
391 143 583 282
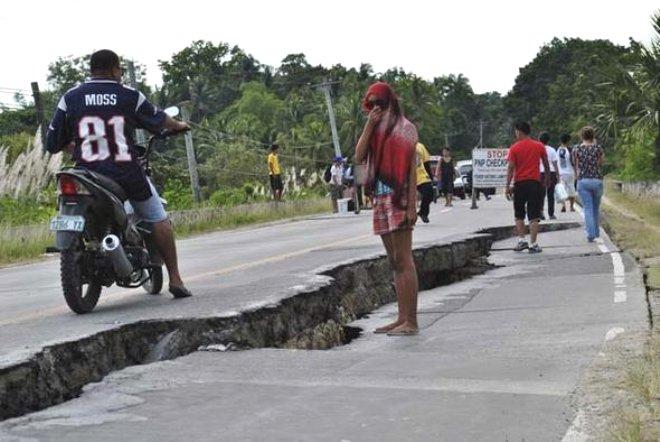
139 126 190 176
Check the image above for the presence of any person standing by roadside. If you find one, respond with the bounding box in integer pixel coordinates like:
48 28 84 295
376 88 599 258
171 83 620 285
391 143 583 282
329 156 344 213
415 142 434 223
538 132 560 220
573 126 605 242
506 121 551 253
557 133 577 212
435 148 455 207
355 81 419 336
267 144 283 201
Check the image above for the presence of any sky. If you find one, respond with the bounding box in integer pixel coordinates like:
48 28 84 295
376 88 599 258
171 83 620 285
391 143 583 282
0 0 657 106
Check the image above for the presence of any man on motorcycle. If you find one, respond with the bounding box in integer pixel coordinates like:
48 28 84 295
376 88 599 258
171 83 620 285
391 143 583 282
46 49 193 299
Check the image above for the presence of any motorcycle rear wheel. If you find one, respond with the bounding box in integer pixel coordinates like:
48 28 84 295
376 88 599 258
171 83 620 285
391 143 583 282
61 240 102 314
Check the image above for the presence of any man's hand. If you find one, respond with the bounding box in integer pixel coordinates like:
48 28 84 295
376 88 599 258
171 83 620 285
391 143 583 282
174 121 190 132
506 185 513 199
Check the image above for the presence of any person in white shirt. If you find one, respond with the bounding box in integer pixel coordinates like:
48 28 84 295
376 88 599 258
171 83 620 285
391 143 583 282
538 132 560 220
330 156 344 213
556 133 577 212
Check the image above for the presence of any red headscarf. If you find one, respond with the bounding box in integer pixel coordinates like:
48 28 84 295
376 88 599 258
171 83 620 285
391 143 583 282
363 82 418 210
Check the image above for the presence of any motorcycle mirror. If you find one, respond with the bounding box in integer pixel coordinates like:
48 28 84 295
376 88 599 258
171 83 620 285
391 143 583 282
163 106 180 118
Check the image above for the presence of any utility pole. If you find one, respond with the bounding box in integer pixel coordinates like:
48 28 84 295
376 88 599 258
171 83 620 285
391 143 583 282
470 120 484 210
126 61 146 146
180 104 201 203
31 82 45 143
319 81 342 158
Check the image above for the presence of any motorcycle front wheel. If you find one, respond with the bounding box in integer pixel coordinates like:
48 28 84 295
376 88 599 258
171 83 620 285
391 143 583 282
143 266 163 295
60 239 102 314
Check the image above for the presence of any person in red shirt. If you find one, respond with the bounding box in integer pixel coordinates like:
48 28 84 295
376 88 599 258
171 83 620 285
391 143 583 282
506 121 551 253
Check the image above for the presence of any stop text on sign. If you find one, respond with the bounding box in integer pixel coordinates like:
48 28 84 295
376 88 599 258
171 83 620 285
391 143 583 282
472 148 509 187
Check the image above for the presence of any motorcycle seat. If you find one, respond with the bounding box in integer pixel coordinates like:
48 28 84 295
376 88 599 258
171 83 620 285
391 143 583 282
81 169 128 201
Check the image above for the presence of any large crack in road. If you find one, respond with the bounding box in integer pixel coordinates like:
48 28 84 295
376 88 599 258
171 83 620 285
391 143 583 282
0 222 580 421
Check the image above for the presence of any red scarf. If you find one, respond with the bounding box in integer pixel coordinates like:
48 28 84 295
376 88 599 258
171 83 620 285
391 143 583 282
363 82 418 210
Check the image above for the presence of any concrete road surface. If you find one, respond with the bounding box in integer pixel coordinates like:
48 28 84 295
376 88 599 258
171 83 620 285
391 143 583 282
0 196 648 441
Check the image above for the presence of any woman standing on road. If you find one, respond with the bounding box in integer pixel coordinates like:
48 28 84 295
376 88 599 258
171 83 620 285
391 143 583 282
573 126 605 242
355 82 420 336
435 148 455 207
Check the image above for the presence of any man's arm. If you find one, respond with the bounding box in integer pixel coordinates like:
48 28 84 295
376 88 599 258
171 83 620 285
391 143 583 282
45 97 72 154
506 160 515 197
423 161 433 181
136 92 188 134
541 153 551 188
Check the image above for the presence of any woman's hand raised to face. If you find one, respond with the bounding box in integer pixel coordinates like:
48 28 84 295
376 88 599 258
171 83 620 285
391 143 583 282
367 106 384 127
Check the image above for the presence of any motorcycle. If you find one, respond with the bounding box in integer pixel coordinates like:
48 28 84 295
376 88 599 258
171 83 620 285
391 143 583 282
49 106 186 314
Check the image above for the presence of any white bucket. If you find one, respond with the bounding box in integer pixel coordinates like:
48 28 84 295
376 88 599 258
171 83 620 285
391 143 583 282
337 198 351 214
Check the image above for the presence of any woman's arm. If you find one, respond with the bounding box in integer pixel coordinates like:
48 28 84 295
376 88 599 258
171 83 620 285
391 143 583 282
434 160 442 181
597 148 605 168
407 152 418 224
354 107 383 164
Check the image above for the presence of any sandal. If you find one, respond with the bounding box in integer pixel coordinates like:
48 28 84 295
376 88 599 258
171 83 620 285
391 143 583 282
169 285 193 299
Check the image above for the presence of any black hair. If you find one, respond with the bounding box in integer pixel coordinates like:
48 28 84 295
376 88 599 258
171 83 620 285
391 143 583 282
539 132 550 144
560 133 571 144
514 121 531 135
90 50 120 74
270 143 279 151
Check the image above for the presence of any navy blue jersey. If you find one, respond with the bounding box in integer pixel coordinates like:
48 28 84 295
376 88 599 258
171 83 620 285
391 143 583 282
46 78 166 200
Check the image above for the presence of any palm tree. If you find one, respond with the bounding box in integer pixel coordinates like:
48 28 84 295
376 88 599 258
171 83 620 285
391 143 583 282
598 11 660 171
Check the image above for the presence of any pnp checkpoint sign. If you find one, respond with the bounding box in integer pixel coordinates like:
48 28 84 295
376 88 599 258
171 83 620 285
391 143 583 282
472 148 509 187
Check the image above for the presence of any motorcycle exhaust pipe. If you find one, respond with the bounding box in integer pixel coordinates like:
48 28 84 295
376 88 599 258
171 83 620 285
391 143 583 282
101 234 134 278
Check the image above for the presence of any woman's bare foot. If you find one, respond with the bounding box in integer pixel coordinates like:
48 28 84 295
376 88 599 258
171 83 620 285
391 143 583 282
374 320 404 334
386 322 419 336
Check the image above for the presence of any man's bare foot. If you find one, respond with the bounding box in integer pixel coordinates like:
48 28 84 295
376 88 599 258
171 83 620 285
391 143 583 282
386 322 419 336
374 320 404 334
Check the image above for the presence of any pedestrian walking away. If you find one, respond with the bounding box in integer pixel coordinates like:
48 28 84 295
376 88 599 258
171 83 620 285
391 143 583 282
506 121 551 254
573 126 605 242
329 156 344 213
415 142 434 223
435 147 455 207
355 81 419 336
538 132 560 220
268 144 283 201
557 133 577 212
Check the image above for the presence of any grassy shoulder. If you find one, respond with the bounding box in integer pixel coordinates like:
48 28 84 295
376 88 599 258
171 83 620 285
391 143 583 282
0 197 330 267
600 178 660 441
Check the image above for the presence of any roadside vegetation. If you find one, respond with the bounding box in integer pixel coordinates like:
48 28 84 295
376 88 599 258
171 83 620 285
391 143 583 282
600 180 660 441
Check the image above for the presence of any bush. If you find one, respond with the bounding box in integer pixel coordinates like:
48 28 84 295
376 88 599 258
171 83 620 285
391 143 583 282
616 129 659 181
0 196 55 225
162 179 195 210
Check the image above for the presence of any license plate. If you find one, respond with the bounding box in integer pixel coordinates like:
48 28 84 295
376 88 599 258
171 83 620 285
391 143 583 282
50 215 85 232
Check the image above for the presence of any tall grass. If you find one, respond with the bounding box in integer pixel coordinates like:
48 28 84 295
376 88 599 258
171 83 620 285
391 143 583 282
171 198 329 237
0 129 61 199
0 198 330 266
0 223 53 266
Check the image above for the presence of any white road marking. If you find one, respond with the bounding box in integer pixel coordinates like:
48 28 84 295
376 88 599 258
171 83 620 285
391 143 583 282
562 409 587 442
605 327 625 342
441 208 453 213
614 291 627 303
611 253 625 277
614 276 625 285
